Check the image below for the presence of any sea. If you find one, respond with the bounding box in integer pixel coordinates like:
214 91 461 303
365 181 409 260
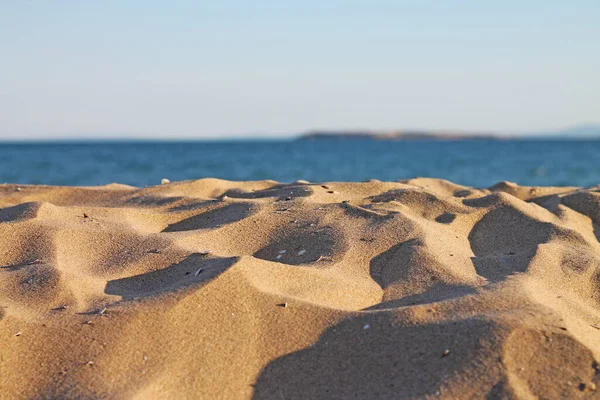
1 139 599 188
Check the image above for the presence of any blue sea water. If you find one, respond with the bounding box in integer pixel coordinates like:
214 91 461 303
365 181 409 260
1 139 599 188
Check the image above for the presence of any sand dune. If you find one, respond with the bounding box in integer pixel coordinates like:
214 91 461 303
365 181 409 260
1 178 600 399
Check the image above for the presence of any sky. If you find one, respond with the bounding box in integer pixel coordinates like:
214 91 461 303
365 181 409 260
1 1 599 139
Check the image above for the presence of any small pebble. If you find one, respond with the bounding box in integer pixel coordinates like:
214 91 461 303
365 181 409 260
442 349 450 357
194 268 203 276
199 250 211 255
586 382 597 391
297 250 306 256
363 324 370 330
278 250 287 254
14 331 21 337
161 178 170 184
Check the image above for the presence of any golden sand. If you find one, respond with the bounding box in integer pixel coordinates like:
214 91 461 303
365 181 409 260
1 178 600 399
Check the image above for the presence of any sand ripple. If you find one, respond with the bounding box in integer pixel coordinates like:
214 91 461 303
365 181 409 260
1 179 600 398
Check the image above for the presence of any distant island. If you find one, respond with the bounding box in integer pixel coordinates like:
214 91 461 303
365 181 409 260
298 130 501 141
297 124 600 141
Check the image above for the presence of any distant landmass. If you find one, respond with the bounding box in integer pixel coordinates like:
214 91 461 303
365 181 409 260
297 124 600 141
298 130 501 141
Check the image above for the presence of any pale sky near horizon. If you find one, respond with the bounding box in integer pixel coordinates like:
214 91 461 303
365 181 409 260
1 1 599 139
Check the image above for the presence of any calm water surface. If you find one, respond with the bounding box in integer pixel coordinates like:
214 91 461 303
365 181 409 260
1 139 599 188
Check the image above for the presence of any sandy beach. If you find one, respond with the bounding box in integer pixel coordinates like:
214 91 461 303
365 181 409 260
1 178 600 399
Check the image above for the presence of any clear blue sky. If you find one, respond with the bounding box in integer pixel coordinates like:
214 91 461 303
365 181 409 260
1 1 598 139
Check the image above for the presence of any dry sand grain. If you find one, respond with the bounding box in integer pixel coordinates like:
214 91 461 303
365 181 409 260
1 178 600 399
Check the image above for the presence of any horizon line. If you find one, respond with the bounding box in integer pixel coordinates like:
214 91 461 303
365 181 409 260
0 122 599 142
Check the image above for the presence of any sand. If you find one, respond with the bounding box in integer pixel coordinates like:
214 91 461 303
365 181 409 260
1 178 600 399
